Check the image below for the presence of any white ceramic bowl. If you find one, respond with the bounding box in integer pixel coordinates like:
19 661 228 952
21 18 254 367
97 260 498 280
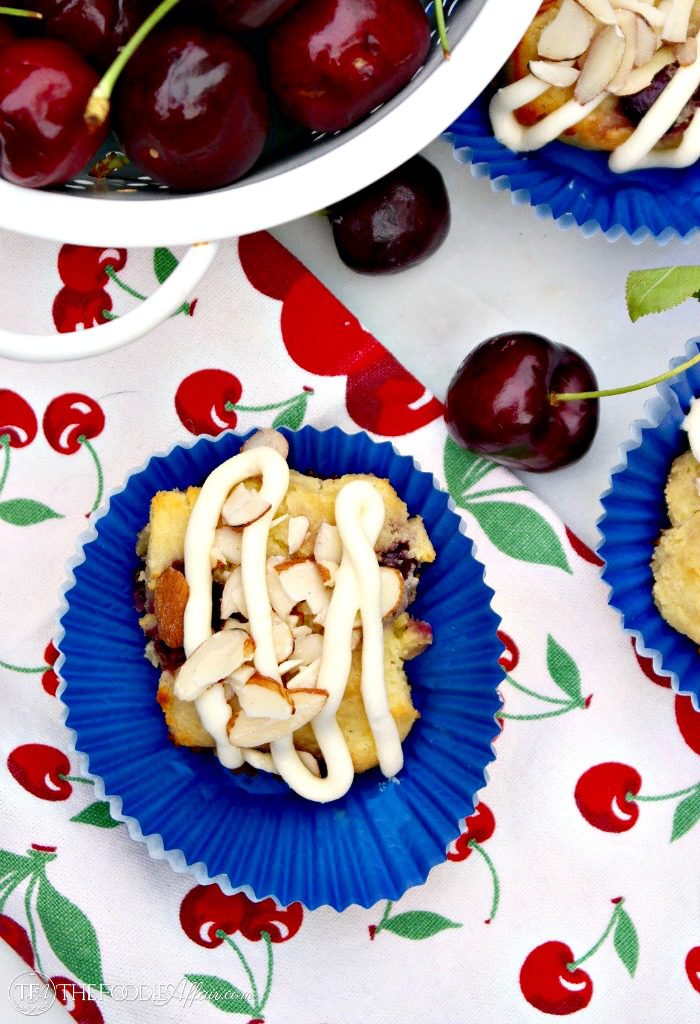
0 0 539 360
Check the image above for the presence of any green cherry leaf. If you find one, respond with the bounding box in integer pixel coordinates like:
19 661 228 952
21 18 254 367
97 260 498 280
671 787 700 842
443 436 497 503
153 247 179 285
184 975 255 1015
70 801 121 829
613 908 639 977
626 267 700 322
465 500 572 574
380 911 462 940
0 850 34 881
546 635 582 702
36 875 105 989
0 499 63 526
273 393 307 430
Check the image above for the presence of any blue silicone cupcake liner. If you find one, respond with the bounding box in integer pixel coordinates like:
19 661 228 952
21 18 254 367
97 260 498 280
446 88 700 242
56 426 502 910
599 338 700 704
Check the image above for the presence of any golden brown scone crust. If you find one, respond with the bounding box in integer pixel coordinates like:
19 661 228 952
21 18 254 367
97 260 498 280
652 450 700 643
156 613 430 772
505 0 700 153
665 450 700 527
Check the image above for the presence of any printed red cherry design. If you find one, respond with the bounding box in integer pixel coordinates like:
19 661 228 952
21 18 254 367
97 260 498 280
675 695 700 756
497 630 519 673
43 394 105 455
180 884 303 946
51 977 104 1024
447 803 495 862
345 351 443 436
521 940 593 1015
41 642 60 697
175 370 242 436
565 526 603 567
574 763 641 833
54 244 127 334
53 288 113 333
632 638 672 688
238 232 306 303
686 947 700 994
0 390 38 450
7 744 73 801
0 915 34 967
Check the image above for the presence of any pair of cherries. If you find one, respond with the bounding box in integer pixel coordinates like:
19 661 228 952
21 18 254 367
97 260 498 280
0 0 435 192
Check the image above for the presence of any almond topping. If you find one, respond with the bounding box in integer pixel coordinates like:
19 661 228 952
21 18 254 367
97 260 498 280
675 35 697 65
662 0 694 43
611 44 674 94
287 515 309 555
227 688 328 746
633 14 658 68
275 559 331 625
221 565 247 619
528 59 581 87
538 0 598 59
317 559 339 586
238 675 293 720
154 567 189 649
212 526 242 566
380 566 405 619
287 658 322 690
272 612 295 662
293 632 324 665
240 428 289 460
574 23 625 104
313 522 342 563
175 629 254 702
225 664 256 691
576 0 617 24
266 557 297 621
222 482 271 528
297 750 321 776
612 0 665 28
607 11 638 93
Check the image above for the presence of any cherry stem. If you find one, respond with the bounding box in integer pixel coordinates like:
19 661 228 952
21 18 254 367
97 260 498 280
85 0 183 126
58 775 95 785
24 873 44 978
628 783 699 803
552 351 700 404
568 900 623 972
225 390 311 414
373 900 394 936
0 434 10 497
104 265 192 317
0 6 42 17
433 0 450 57
0 871 24 913
464 485 529 501
215 931 259 1012
259 931 273 1014
468 841 500 922
499 701 582 720
0 658 46 674
504 674 571 706
78 436 104 513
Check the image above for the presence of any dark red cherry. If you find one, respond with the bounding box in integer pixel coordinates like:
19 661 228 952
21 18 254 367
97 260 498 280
0 39 108 188
328 155 450 274
268 0 431 133
114 24 269 191
445 332 599 472
0 18 15 49
34 0 146 68
203 0 301 30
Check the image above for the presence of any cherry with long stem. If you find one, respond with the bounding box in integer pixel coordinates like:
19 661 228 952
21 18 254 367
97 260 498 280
552 350 700 404
0 6 41 18
567 898 625 973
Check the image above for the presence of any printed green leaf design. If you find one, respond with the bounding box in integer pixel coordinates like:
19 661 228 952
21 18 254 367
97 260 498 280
273 393 307 431
185 975 255 1015
70 801 121 829
381 911 462 940
443 436 497 503
613 908 639 977
671 787 700 841
626 266 700 322
0 499 62 526
154 247 179 285
36 876 105 989
465 501 572 574
546 635 581 702
0 850 33 881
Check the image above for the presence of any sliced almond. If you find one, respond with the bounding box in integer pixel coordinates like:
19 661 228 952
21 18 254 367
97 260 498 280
313 522 342 563
612 0 665 28
528 58 581 87
297 749 321 776
380 566 404 619
223 617 249 632
576 0 617 23
633 14 659 66
612 44 674 93
222 482 271 528
278 658 305 675
240 428 289 460
272 612 294 662
317 559 339 587
266 556 296 620
271 513 289 529
350 627 362 651
175 629 254 702
607 11 638 92
675 34 697 64
221 565 247 619
662 0 694 42
287 516 309 556
293 632 324 666
292 624 313 639
238 675 293 720
287 658 322 690
225 664 256 691
276 559 331 625
212 526 242 566
154 567 189 649
228 688 328 746
538 0 597 59
574 23 626 103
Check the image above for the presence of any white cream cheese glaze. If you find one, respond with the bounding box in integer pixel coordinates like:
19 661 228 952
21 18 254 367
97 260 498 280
683 396 700 461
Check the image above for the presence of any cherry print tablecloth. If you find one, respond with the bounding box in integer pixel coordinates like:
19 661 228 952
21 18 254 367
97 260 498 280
1 228 700 1023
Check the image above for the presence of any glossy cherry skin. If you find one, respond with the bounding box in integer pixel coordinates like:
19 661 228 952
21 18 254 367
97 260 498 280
520 941 593 1015
574 762 641 833
115 25 269 192
34 0 145 68
7 743 73 801
445 333 599 472
329 156 450 274
43 393 105 453
175 369 242 436
203 0 301 30
447 802 495 862
0 40 108 188
0 19 15 49
0 389 38 448
58 244 127 293
268 0 431 132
